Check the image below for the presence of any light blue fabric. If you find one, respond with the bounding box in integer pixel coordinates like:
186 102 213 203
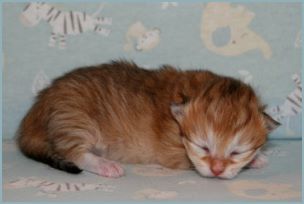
2 2 302 139
2 139 301 202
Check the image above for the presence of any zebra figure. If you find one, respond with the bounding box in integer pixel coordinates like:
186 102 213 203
268 74 302 135
20 2 112 49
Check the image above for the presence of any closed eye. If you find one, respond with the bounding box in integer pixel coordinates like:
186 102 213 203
230 151 240 156
230 149 255 158
202 146 210 153
184 137 210 154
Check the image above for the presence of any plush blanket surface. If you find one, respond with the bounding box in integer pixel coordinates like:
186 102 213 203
2 139 301 202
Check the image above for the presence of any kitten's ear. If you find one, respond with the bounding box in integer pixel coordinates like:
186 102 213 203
262 112 281 133
170 103 186 123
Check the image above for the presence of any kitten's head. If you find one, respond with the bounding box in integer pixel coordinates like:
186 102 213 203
171 77 280 179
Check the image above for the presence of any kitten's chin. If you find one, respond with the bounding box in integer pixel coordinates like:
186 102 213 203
199 171 239 179
197 170 239 179
195 165 241 179
218 165 247 179
197 172 215 178
194 165 214 178
217 172 238 179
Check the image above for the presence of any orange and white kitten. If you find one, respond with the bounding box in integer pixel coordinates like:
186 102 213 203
17 60 280 179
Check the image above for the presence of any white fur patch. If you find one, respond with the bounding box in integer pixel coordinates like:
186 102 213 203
182 138 213 177
224 130 253 158
206 128 217 155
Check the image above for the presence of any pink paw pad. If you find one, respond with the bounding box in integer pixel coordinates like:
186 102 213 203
248 154 268 169
97 161 124 178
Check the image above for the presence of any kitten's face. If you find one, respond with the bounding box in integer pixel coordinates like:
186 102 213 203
171 79 279 179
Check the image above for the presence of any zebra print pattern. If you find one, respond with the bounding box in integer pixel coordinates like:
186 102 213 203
270 74 302 121
21 3 112 49
6 177 115 197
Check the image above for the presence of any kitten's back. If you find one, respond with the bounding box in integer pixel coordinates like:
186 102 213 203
17 60 218 173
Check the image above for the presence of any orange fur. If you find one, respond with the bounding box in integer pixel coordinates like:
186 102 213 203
17 60 279 178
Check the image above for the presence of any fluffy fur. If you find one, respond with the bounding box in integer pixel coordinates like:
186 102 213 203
17 60 280 179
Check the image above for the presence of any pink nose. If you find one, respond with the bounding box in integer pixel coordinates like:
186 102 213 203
211 160 225 176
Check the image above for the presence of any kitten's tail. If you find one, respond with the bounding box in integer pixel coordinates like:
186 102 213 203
17 112 82 174
17 135 83 174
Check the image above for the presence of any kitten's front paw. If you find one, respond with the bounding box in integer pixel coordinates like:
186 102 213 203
248 153 268 169
97 160 124 178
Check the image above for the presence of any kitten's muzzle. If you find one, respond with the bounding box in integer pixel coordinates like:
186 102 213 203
210 159 225 176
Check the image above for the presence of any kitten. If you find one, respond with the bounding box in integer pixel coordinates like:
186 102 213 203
17 60 280 179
